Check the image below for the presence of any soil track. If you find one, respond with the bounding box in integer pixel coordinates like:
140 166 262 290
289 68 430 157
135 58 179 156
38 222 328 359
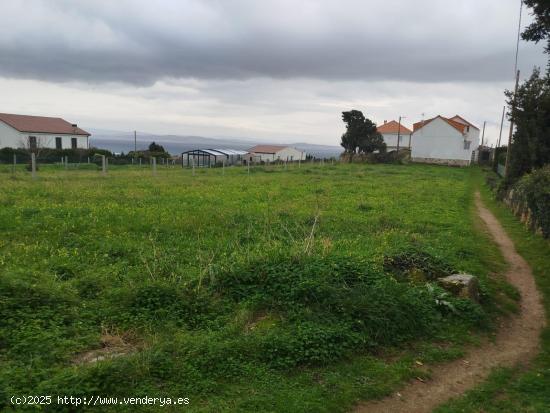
354 192 545 413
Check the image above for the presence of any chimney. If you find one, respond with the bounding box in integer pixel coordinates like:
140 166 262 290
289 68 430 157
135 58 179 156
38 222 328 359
384 120 387 124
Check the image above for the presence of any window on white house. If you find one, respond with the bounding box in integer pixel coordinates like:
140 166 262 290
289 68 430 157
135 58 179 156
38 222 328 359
464 140 471 150
55 137 62 150
71 137 77 149
28 136 37 150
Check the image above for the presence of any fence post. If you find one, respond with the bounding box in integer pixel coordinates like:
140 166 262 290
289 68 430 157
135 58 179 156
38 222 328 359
192 157 195 176
101 155 107 175
247 160 250 175
87 157 90 164
12 154 16 175
152 157 157 176
65 156 69 170
222 159 225 175
298 158 301 169
31 153 37 179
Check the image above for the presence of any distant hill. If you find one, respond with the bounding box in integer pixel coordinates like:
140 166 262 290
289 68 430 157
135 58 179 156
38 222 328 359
88 129 342 159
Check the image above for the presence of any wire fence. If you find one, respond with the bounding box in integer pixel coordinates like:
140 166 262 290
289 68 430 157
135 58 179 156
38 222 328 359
1 154 338 179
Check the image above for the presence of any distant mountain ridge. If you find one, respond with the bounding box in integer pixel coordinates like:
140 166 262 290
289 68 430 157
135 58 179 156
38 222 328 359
88 128 342 158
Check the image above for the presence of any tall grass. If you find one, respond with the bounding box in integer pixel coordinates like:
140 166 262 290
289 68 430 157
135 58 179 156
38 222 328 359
0 163 516 412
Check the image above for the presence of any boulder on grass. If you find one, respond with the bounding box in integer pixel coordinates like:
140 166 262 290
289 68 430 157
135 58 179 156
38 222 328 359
437 273 480 302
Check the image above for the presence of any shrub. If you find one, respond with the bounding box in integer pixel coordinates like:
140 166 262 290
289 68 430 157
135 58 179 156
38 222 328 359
0 275 91 364
502 165 550 237
258 321 365 369
383 249 454 282
109 281 225 329
212 255 381 312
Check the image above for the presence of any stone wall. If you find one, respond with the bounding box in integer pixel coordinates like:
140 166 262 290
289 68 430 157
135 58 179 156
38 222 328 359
503 188 545 237
411 157 470 167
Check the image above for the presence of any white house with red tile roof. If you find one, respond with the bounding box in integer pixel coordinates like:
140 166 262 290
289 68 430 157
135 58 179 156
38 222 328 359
411 115 480 166
377 120 413 150
247 144 305 162
0 113 90 150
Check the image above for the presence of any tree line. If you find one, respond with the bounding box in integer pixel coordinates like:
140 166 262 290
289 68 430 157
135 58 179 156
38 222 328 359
504 0 550 185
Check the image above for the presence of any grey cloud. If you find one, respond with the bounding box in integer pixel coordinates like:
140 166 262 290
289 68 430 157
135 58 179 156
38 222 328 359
0 0 546 85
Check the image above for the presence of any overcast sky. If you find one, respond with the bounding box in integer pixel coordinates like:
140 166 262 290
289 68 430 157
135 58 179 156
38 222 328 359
0 0 546 145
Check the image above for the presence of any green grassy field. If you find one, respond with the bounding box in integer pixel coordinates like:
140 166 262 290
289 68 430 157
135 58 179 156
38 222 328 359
0 163 520 412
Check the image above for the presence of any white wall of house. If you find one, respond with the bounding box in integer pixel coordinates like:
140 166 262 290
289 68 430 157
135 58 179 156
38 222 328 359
411 117 479 166
382 133 412 149
0 121 21 148
0 121 89 149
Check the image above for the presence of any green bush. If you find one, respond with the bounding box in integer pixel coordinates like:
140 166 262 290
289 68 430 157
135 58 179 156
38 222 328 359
504 165 550 237
107 281 226 329
0 274 92 364
258 321 365 369
383 249 454 282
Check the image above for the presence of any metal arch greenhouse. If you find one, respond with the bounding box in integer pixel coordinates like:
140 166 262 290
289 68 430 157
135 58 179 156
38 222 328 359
181 149 249 167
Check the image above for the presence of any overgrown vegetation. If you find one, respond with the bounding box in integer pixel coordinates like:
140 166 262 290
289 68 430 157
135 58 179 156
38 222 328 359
501 165 550 238
0 147 112 164
0 163 515 411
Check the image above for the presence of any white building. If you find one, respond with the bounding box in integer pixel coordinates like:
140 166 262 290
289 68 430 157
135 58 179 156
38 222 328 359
247 145 305 163
377 120 413 151
0 113 90 150
411 115 480 166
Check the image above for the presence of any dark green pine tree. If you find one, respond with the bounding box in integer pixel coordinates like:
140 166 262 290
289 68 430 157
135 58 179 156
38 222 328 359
340 110 386 157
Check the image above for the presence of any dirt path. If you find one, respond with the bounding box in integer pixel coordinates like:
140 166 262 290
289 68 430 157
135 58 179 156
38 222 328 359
354 192 545 413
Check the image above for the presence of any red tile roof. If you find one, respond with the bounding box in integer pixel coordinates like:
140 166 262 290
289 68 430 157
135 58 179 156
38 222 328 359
248 145 289 154
377 120 413 135
413 116 467 134
449 115 480 130
0 113 90 136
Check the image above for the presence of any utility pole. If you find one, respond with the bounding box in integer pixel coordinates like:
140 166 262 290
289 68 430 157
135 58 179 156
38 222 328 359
504 1 523 178
396 116 405 154
481 121 486 147
497 106 505 148
494 106 506 168
504 70 520 178
396 116 402 153
134 130 137 156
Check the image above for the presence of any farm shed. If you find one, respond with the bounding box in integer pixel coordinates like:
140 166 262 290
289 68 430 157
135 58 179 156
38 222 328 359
247 145 305 163
181 149 249 167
